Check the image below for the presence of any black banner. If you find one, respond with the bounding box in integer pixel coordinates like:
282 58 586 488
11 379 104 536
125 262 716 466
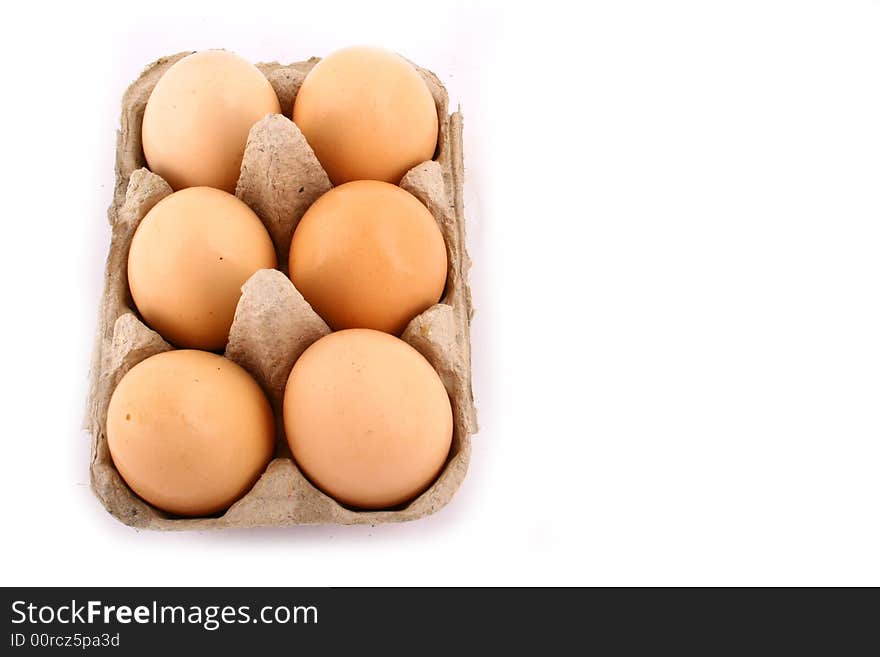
1 587 874 653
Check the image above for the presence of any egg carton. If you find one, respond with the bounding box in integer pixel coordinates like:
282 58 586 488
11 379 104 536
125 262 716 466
85 52 477 529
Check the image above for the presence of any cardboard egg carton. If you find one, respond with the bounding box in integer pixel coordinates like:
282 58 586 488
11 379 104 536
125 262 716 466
85 52 477 529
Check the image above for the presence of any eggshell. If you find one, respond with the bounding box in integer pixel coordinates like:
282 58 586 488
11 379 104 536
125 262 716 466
106 350 274 517
289 180 447 335
292 46 438 185
142 50 281 192
283 329 453 509
128 186 277 350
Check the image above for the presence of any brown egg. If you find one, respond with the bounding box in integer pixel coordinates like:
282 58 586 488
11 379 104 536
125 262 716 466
284 329 452 509
289 180 447 335
292 46 438 185
128 187 277 350
106 350 274 517
142 50 281 192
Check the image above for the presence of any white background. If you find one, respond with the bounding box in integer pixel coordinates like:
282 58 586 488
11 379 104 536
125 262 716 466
1 0 879 586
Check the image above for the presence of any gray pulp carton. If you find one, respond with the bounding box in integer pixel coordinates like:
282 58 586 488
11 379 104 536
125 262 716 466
85 52 477 529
